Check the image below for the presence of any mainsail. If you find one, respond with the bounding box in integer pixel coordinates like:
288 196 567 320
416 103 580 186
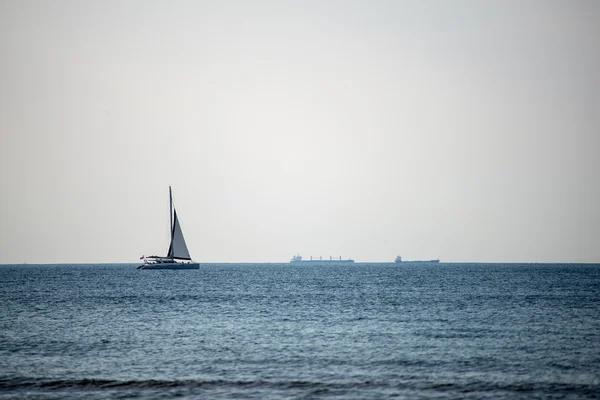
167 208 192 260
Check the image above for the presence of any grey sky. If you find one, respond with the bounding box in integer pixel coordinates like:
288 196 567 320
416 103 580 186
1 0 598 264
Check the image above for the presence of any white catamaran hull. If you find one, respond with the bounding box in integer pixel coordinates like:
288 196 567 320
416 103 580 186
138 263 199 270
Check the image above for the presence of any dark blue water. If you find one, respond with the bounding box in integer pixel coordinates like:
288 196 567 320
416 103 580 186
1 263 598 399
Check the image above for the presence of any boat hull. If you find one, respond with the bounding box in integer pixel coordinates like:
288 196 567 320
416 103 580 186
137 263 199 270
291 260 355 265
395 260 440 264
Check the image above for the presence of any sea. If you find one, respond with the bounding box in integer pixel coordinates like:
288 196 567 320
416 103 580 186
0 263 598 399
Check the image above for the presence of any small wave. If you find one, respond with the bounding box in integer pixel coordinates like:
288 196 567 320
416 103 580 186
0 377 387 392
0 378 255 390
414 380 599 397
1 377 597 397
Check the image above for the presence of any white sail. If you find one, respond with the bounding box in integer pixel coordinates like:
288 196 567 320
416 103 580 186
167 209 191 260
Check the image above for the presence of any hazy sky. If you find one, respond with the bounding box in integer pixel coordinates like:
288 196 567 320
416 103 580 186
1 0 598 264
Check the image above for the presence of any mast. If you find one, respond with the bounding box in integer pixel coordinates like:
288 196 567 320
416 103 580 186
169 186 174 249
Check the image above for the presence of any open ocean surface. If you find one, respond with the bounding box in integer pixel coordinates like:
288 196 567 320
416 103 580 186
0 262 598 399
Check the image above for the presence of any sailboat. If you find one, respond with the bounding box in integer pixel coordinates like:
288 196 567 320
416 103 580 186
138 186 199 270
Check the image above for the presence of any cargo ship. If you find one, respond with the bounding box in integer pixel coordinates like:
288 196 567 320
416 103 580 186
290 254 354 265
395 255 440 264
